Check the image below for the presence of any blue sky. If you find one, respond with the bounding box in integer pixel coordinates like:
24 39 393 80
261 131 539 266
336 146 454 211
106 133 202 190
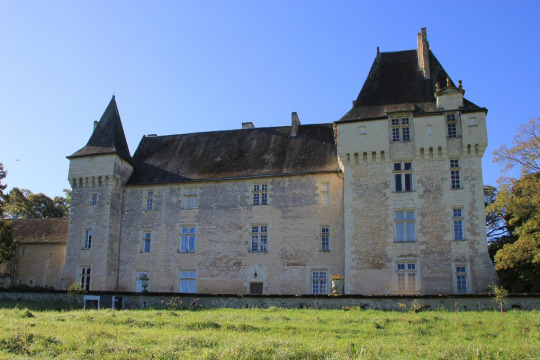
1 1 538 197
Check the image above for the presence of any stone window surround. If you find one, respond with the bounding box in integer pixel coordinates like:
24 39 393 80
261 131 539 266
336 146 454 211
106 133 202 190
252 182 269 206
79 266 92 291
179 269 197 294
446 112 459 138
179 224 197 253
321 226 330 251
393 161 413 192
390 117 412 142
393 259 419 293
450 159 462 189
143 189 154 210
395 210 415 242
453 261 470 294
310 268 328 295
452 207 465 241
83 229 93 250
182 187 199 210
250 223 268 253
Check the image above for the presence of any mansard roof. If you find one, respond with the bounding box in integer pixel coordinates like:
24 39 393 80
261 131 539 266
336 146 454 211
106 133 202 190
12 218 68 244
127 123 338 185
338 50 482 122
68 96 132 163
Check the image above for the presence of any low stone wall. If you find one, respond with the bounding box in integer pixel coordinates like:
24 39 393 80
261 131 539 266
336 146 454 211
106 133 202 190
1 291 540 311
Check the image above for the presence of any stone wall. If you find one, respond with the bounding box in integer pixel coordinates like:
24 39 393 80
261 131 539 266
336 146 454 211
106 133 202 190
2 291 540 311
117 173 344 295
337 108 497 295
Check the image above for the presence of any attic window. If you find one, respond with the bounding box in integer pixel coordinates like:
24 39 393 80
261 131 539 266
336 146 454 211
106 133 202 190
391 118 411 142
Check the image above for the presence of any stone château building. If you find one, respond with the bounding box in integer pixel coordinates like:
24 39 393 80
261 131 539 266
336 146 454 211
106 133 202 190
62 28 497 295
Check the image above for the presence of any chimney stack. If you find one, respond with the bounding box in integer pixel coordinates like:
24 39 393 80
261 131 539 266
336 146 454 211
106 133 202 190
417 28 431 79
290 112 301 138
242 122 255 129
93 120 99 131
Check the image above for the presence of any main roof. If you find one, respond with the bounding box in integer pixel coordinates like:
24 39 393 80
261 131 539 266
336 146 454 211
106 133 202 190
338 50 482 122
68 96 132 163
12 218 68 244
128 124 338 185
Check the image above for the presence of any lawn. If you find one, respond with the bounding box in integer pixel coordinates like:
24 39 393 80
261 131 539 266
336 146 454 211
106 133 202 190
0 300 539 359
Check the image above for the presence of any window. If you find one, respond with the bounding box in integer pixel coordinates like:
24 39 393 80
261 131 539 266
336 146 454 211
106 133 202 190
453 208 464 240
80 267 91 291
145 190 154 210
91 193 98 206
143 232 151 253
311 270 328 294
450 159 461 189
395 211 415 242
180 226 196 253
136 271 149 292
455 265 468 293
250 224 268 252
183 187 199 209
393 162 413 192
21 246 25 256
396 261 417 292
319 182 330 205
446 113 458 138
83 229 92 249
252 183 268 206
180 270 196 293
391 118 411 142
321 227 330 251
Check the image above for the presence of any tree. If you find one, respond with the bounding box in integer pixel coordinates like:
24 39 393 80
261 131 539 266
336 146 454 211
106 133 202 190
0 163 15 263
490 118 540 292
3 187 69 219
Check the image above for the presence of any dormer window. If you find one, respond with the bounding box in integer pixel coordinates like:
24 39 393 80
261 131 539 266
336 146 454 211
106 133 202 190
391 118 411 142
446 113 458 138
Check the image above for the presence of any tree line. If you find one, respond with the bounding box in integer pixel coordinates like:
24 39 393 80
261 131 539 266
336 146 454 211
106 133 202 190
0 164 70 263
485 118 540 293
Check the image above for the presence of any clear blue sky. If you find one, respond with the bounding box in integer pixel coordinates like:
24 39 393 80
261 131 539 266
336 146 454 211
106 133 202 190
1 1 538 197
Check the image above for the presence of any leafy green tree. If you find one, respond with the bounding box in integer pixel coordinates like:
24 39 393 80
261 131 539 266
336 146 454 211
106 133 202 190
490 118 540 292
0 163 15 263
3 187 69 219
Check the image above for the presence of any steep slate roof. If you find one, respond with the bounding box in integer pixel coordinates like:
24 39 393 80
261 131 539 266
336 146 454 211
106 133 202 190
12 218 68 244
339 50 482 122
68 96 132 163
128 124 338 185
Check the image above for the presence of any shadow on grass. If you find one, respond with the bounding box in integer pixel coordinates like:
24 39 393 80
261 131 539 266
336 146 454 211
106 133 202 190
0 299 81 311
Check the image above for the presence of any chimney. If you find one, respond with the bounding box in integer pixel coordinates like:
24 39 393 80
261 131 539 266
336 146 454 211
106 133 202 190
242 122 255 129
93 120 99 131
417 28 431 79
290 112 301 138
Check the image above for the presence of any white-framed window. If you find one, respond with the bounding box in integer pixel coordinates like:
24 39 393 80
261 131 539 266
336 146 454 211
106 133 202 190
183 187 199 209
90 193 98 206
453 208 464 240
180 270 197 293
136 271 149 292
391 117 411 142
180 225 196 253
252 183 268 206
311 269 328 294
83 229 93 249
321 226 330 251
455 265 468 293
79 266 91 291
144 190 154 210
250 224 268 252
446 113 458 138
143 232 151 253
396 261 417 292
395 211 415 242
393 162 413 192
319 182 330 205
450 159 461 189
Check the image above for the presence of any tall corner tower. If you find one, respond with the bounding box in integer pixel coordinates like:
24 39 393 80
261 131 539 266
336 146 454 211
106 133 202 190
63 96 133 291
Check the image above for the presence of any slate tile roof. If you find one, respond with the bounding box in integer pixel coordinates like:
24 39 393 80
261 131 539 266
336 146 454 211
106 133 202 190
127 123 338 185
12 218 68 244
338 50 482 122
68 96 132 163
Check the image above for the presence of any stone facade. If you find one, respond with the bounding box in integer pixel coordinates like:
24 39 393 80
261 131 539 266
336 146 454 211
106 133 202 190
62 28 497 295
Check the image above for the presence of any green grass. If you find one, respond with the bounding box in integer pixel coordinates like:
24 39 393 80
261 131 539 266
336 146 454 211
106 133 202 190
0 300 539 359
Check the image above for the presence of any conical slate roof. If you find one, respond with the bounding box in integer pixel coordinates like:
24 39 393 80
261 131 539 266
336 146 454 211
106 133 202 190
338 50 482 122
69 96 132 163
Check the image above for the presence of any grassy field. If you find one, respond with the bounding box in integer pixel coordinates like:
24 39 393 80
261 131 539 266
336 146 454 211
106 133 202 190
0 300 539 359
